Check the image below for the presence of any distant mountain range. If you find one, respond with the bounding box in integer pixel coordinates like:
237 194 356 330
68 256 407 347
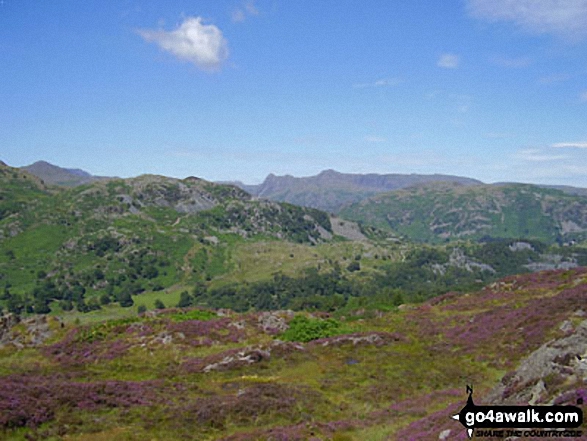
16 161 587 244
228 169 483 213
21 161 112 187
224 170 587 244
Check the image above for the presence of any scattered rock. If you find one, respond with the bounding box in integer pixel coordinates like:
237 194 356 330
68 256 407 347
309 332 405 348
330 216 368 241
0 314 60 348
257 311 291 334
203 348 272 373
509 242 534 252
0 313 20 345
438 429 451 440
559 320 573 333
229 320 246 330
183 340 305 374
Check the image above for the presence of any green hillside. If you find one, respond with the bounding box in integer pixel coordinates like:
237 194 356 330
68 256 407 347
0 163 343 315
0 267 585 440
339 183 587 244
2 161 587 439
3 162 587 319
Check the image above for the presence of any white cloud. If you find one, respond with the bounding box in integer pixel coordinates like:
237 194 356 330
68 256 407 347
467 0 587 40
232 1 259 23
552 142 587 148
437 53 459 69
515 148 568 161
138 17 228 71
364 136 387 143
353 77 403 88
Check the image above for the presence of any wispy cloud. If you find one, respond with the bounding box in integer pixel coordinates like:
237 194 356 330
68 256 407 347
353 77 403 88
580 91 587 102
138 17 228 71
437 53 459 69
467 0 587 40
552 142 587 148
490 55 532 68
515 148 568 161
231 1 259 23
537 73 572 84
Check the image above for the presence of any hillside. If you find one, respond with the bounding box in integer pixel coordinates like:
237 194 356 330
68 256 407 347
339 182 587 244
234 169 482 213
0 267 585 440
3 160 587 318
21 160 112 187
0 163 346 315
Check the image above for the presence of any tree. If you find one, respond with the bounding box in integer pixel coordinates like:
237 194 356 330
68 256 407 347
154 299 165 310
177 291 193 308
6 293 24 314
118 292 134 308
87 297 102 311
59 299 74 311
76 299 89 313
34 299 51 314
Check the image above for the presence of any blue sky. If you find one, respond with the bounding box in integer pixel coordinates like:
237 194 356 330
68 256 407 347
1 1 587 186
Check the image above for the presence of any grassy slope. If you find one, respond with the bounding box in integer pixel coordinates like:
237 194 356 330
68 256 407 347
1 267 586 440
0 167 347 307
339 183 587 244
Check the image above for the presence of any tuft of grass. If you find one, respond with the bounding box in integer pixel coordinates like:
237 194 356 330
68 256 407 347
167 309 217 322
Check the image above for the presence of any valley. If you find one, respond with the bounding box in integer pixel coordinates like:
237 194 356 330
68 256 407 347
1 161 586 439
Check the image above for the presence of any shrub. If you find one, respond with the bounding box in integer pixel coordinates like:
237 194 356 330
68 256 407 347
280 315 345 343
346 261 360 272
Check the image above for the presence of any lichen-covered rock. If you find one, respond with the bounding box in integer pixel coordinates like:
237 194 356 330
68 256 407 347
485 319 587 405
257 311 292 334
182 341 305 374
308 331 405 348
0 314 60 348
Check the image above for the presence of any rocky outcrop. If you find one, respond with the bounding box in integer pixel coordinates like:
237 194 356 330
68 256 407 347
485 317 587 405
0 314 61 348
182 341 306 374
257 311 292 334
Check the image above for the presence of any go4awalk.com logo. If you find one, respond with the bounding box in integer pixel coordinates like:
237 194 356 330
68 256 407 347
452 386 584 439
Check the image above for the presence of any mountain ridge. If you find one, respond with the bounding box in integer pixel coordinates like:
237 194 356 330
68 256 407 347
229 169 484 213
21 160 112 187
